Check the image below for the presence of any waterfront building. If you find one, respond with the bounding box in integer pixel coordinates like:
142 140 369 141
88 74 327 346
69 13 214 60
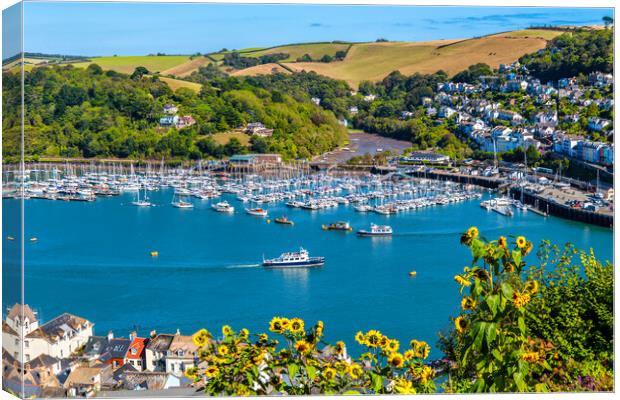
124 333 149 371
144 333 175 372
164 333 198 376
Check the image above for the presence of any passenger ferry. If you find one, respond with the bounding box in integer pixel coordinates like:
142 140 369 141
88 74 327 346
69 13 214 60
262 248 325 267
212 201 235 213
357 223 393 237
245 207 268 217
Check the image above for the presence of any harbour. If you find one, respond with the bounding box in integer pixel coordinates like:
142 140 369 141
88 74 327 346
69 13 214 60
2 163 613 357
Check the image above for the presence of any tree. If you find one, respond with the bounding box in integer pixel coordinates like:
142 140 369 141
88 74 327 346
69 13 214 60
602 16 613 29
320 54 333 63
131 66 149 80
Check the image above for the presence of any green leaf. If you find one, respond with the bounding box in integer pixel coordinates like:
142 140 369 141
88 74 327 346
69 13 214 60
371 372 383 393
306 365 316 379
513 372 527 392
343 390 361 395
501 282 514 298
518 316 526 335
287 362 299 379
491 349 503 361
485 322 497 349
486 294 500 317
512 250 522 267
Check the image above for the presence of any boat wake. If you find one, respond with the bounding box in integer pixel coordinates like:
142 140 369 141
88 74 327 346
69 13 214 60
225 263 261 269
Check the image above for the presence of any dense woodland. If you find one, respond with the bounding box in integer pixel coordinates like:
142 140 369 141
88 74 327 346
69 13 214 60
2 65 347 162
520 29 613 82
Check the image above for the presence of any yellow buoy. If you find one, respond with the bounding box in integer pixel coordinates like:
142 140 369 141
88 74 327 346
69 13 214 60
151 251 159 257
267 219 271 224
409 271 417 277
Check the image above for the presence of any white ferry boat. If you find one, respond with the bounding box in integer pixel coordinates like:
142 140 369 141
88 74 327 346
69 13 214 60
212 201 235 213
172 200 194 209
262 247 325 267
357 223 393 237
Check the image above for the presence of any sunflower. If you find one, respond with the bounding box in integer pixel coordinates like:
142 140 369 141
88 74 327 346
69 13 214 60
280 318 291 331
403 349 415 361
409 339 420 350
387 352 405 368
387 339 400 352
461 296 477 311
239 328 249 340
205 365 220 378
522 240 533 256
467 226 479 239
498 236 507 248
378 335 389 349
516 236 527 249
217 344 229 356
221 325 233 337
192 329 211 347
322 367 337 381
355 331 365 345
415 342 430 359
335 341 345 355
454 274 471 287
512 291 531 308
289 318 305 335
349 364 363 380
455 316 468 334
315 320 324 338
504 263 516 273
365 330 382 348
521 351 540 363
524 280 539 294
294 339 311 354
258 333 268 343
184 367 198 380
269 317 283 333
235 385 251 396
394 378 416 394
420 366 434 384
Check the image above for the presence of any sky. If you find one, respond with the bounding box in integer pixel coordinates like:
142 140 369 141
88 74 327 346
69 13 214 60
9 2 615 57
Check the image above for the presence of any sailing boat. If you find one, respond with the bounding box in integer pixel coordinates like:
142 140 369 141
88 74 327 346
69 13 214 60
132 185 153 207
171 190 193 209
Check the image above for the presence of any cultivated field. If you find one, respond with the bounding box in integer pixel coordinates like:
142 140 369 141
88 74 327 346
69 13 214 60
284 33 559 87
491 29 565 40
230 63 291 76
72 55 191 74
157 76 203 92
161 56 214 77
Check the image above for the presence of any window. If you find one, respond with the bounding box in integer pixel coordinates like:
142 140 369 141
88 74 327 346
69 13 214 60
24 341 29 348
25 355 30 362
137 360 142 367
131 348 137 355
14 339 19 346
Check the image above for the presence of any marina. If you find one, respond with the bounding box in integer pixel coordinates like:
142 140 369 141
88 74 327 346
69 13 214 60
1 162 613 358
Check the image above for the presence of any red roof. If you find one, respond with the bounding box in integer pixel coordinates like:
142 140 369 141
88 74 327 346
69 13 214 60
125 337 148 359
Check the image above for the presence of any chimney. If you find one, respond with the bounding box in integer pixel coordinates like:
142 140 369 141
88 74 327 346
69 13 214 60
107 330 114 341
149 330 156 338
129 331 137 341
175 328 180 335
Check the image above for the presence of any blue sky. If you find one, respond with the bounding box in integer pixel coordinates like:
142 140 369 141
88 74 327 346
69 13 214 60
15 2 614 57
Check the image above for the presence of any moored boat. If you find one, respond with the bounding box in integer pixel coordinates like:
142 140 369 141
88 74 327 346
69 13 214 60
357 223 393 237
212 201 235 213
262 247 325 267
322 221 352 231
246 207 268 217
274 216 294 225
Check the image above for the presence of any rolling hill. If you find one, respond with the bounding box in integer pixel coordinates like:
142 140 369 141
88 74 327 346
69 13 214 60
20 28 566 90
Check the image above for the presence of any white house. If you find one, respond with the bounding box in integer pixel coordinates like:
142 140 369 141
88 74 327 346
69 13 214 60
3 304 93 363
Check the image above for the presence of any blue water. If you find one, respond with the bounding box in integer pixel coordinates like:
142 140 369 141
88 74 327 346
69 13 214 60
3 190 613 357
